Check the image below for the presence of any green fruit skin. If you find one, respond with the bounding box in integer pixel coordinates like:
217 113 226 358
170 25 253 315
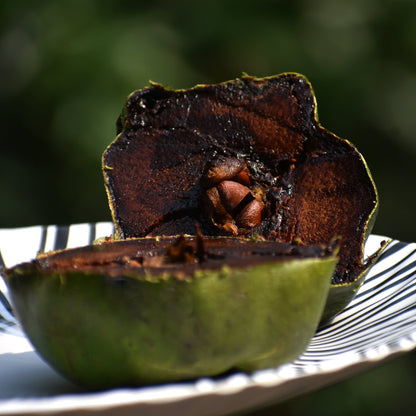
6 256 336 389
321 274 365 324
321 237 387 325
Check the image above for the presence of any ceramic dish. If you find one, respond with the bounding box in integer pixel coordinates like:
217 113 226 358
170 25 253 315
1 223 415 416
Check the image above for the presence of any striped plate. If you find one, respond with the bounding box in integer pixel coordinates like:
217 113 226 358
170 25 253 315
0 223 415 416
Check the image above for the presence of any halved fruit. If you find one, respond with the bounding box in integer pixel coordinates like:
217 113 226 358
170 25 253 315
103 73 379 319
4 236 337 388
3 73 380 389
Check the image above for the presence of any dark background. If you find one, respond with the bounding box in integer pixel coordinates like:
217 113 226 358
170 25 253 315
1 1 415 414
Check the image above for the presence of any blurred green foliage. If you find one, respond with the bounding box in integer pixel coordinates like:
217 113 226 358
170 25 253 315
1 0 416 241
1 0 416 414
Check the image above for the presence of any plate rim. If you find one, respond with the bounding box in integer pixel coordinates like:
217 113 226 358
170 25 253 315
0 226 415 415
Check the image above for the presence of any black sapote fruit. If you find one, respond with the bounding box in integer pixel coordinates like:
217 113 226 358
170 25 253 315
3 73 379 389
4 235 337 388
103 73 379 320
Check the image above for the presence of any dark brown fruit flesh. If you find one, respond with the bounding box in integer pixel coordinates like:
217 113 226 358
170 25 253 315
28 235 338 277
103 74 378 286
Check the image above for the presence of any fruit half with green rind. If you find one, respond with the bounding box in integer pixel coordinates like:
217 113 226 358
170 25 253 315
320 238 386 324
4 236 337 389
102 73 379 320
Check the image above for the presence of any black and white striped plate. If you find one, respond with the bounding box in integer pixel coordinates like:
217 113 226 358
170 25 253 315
0 223 415 416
